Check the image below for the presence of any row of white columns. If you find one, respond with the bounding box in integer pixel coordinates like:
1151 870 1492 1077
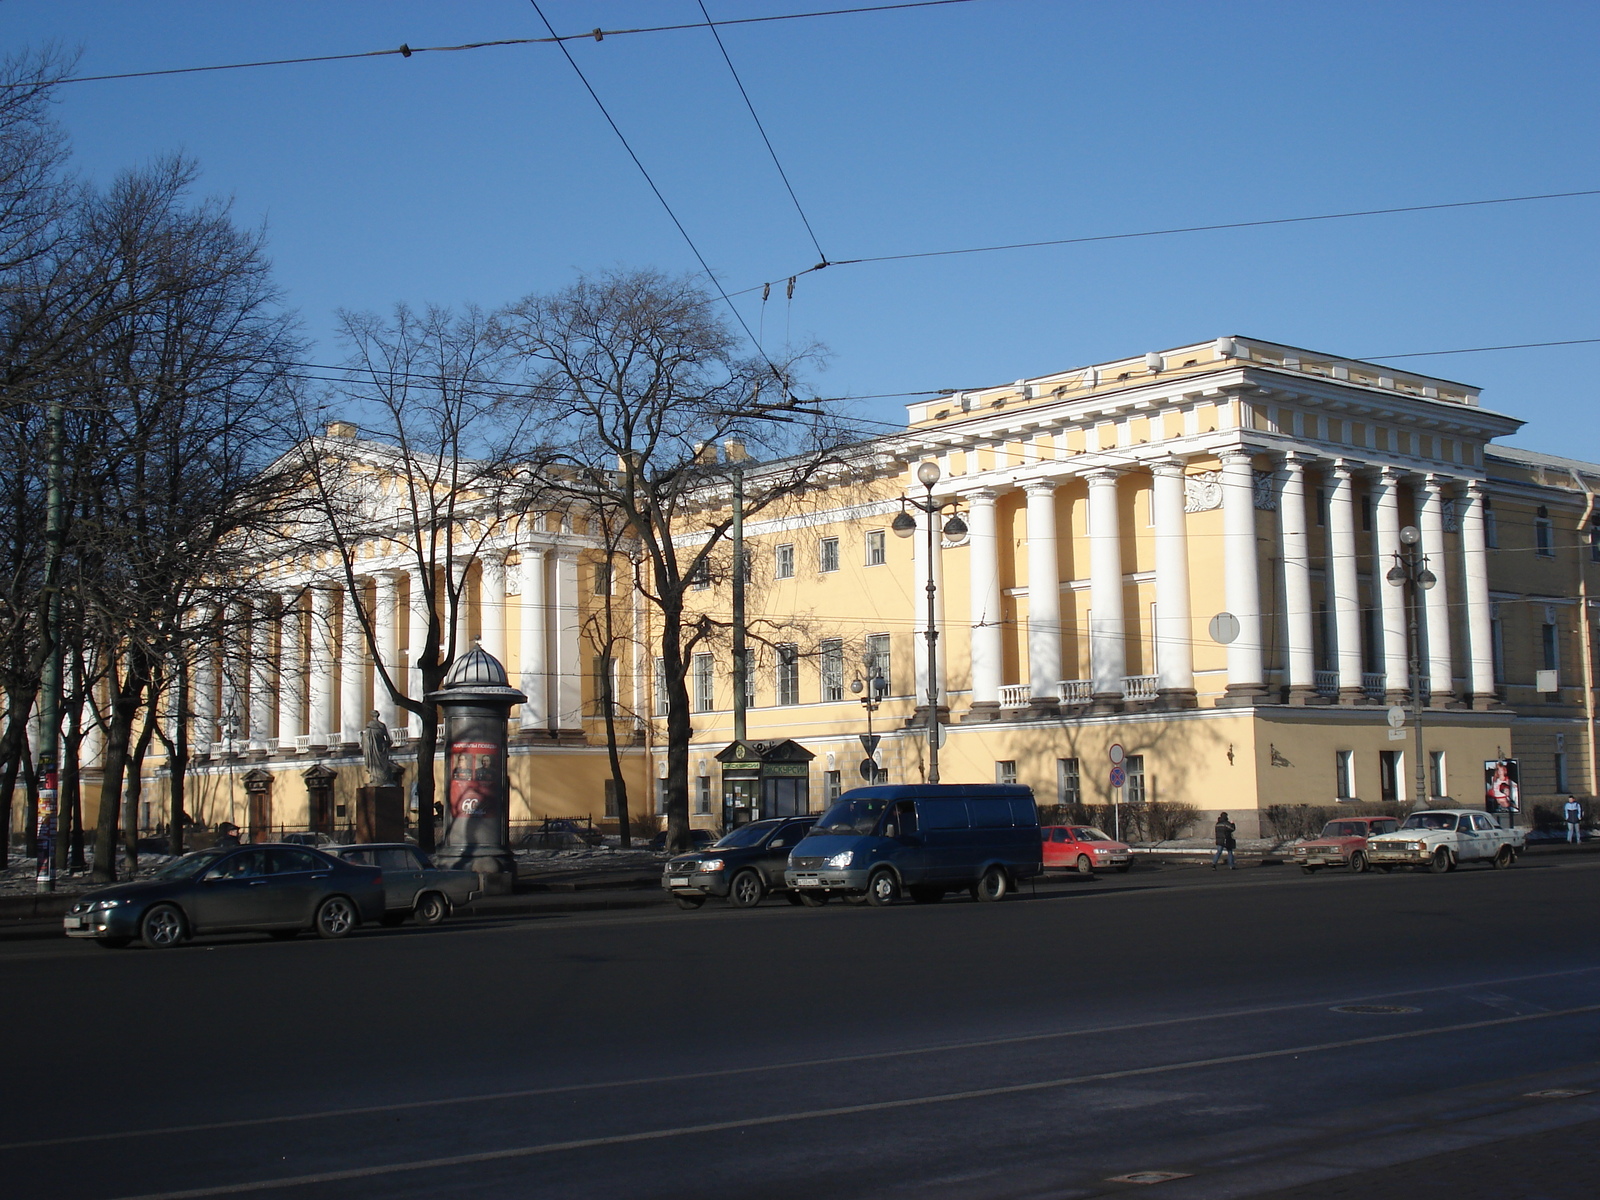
953 452 1496 712
195 547 585 753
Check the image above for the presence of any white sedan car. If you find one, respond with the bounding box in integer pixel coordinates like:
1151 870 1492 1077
1365 809 1526 873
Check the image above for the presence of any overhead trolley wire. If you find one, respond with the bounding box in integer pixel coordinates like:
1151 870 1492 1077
16 0 984 88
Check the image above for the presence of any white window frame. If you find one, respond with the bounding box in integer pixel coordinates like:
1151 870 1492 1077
866 633 891 693
692 653 714 712
1125 754 1146 804
1058 757 1081 806
819 537 840 573
995 760 1017 786
1428 749 1446 798
775 543 795 580
864 529 886 566
820 638 844 702
1335 749 1355 800
775 643 800 706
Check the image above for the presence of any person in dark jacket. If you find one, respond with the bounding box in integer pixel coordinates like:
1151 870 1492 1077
1564 796 1584 844
1211 813 1237 870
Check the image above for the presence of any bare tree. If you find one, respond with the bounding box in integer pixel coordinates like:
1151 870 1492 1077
494 269 859 852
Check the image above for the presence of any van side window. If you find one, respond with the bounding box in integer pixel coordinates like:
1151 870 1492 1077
968 798 1014 828
1008 796 1037 826
918 800 970 830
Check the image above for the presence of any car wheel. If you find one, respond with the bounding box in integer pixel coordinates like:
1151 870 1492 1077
842 893 870 906
784 892 805 906
1075 854 1094 876
728 870 766 908
413 893 449 926
314 895 358 939
139 904 186 950
1493 846 1515 870
95 936 131 949
268 929 300 941
973 866 1010 903
908 886 944 904
672 894 706 910
1429 847 1453 874
865 869 899 907
1349 851 1368 874
797 892 829 907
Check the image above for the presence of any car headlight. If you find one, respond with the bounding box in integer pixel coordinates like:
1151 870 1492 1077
92 899 123 910
825 851 854 869
697 859 724 873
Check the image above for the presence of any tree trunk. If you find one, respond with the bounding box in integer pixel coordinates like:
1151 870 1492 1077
21 736 38 859
169 664 189 858
0 688 32 868
598 657 632 849
656 598 693 853
415 703 439 854
57 717 82 874
91 668 143 884
122 708 157 874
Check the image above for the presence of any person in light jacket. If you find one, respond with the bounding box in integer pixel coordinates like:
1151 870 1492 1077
1211 813 1237 870
1564 796 1584 844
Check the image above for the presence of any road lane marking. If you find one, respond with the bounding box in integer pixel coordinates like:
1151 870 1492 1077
97 1002 1600 1200
5 963 1596 1155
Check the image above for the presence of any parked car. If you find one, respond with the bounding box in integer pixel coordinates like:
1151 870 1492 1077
322 843 480 925
1291 817 1400 874
1364 809 1526 873
521 818 604 850
63 845 385 949
1042 825 1132 874
649 829 717 853
663 817 816 909
786 784 1042 906
281 832 337 848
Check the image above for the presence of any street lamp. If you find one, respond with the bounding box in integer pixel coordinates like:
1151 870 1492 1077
849 670 888 782
1385 525 1437 810
892 461 967 785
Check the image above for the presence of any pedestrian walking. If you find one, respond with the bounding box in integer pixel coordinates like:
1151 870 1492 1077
1564 795 1584 844
1211 812 1237 870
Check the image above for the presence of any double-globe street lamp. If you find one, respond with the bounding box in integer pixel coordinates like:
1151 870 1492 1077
891 461 966 785
1385 525 1437 810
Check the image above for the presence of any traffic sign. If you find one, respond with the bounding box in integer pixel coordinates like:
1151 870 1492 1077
1209 612 1240 645
859 733 881 757
1387 728 1407 741
1109 765 1127 789
1108 743 1125 766
1386 705 1406 729
858 758 877 781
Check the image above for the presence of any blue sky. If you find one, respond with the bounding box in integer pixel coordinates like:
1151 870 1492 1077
7 0 1598 456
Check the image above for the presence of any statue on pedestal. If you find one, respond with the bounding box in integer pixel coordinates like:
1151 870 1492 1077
361 711 397 787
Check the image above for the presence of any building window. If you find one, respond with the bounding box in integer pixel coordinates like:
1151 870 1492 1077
1429 750 1447 799
1543 621 1559 672
1360 495 1372 532
820 638 844 702
652 657 668 716
871 766 889 785
866 633 891 693
1057 757 1081 806
824 770 842 803
688 558 711 590
775 543 795 580
1335 750 1355 800
995 760 1017 785
592 559 612 595
1379 750 1403 803
864 530 886 566
1125 754 1146 804
742 655 757 709
1315 487 1328 527
590 655 617 716
695 775 712 815
775 643 800 706
692 653 714 712
1535 506 1554 557
604 779 619 818
655 777 668 815
1555 752 1569 793
1484 498 1498 548
819 537 840 573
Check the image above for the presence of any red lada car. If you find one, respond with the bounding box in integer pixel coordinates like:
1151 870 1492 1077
1042 825 1132 875
1292 816 1400 874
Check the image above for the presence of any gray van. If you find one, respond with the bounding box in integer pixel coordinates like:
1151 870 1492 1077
784 784 1042 906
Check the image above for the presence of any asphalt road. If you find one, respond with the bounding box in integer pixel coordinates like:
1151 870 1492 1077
3 857 1598 1200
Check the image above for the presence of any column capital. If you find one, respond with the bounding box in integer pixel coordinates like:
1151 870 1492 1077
961 487 1002 506
1216 446 1261 466
1149 456 1188 478
1022 480 1058 498
479 545 509 564
1465 477 1490 497
1281 449 1319 469
1331 457 1366 481
1082 466 1122 485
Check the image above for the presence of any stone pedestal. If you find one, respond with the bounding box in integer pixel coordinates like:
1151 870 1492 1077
356 785 405 844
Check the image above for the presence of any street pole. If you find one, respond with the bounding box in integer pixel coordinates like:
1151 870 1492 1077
1387 526 1436 811
731 465 746 749
35 396 65 892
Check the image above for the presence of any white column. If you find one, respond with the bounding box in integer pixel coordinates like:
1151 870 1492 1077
193 616 218 752
965 490 1003 715
1460 481 1497 705
308 588 337 748
1372 468 1409 700
372 572 400 731
405 567 431 717
1152 459 1195 702
277 592 303 747
340 582 368 744
1419 474 1456 704
912 503 946 706
1086 469 1126 702
1024 481 1061 708
219 607 243 751
554 549 582 728
1220 450 1266 701
448 558 472 660
479 549 507 663
248 600 274 750
1278 455 1316 702
1328 461 1365 702
519 546 549 729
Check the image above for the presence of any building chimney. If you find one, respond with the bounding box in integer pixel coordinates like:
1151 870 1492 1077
723 438 750 463
325 420 358 440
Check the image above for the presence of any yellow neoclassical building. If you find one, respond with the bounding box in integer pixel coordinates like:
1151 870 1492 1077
39 335 1600 842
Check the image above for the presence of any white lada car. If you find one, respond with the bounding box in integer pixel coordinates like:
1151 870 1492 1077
1364 809 1526 873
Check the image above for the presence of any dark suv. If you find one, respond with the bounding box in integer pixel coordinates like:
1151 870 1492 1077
662 817 816 909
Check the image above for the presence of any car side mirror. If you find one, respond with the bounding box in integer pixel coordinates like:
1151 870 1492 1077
202 871 224 882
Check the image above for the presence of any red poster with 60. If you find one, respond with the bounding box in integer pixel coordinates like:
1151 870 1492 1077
449 741 501 818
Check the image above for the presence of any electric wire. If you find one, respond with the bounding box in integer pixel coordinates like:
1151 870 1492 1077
13 0 984 88
697 0 829 266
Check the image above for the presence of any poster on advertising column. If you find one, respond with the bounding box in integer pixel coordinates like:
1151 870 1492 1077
1484 759 1520 815
449 739 502 819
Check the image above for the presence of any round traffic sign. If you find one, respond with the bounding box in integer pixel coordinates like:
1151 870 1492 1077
858 758 877 781
1108 743 1125 766
1386 705 1406 730
1209 611 1240 645
1109 765 1127 789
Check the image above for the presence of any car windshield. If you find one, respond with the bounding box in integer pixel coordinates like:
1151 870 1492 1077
1319 822 1362 838
152 850 229 881
1400 812 1457 831
712 822 780 849
1074 827 1111 842
813 799 890 836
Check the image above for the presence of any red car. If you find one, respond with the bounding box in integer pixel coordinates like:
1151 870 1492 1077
1292 816 1400 874
1042 825 1132 874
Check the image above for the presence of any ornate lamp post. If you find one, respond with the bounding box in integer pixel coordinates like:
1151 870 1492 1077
891 461 966 785
1386 525 1437 809
848 667 888 783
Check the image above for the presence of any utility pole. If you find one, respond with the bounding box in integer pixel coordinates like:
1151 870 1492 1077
731 465 746 749
35 396 65 892
1386 525 1436 811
